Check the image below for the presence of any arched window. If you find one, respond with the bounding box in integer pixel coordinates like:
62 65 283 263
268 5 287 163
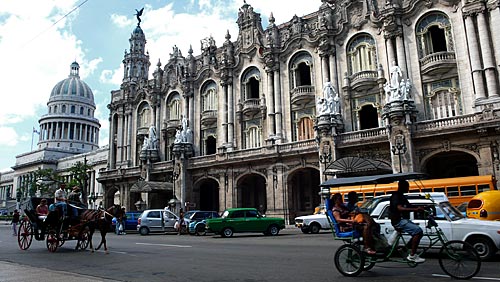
168 92 181 121
137 103 151 128
201 81 217 111
416 12 454 58
289 52 313 88
245 126 261 149
62 105 66 113
70 105 75 114
426 87 460 119
80 107 84 115
242 67 261 100
347 34 377 75
359 105 379 130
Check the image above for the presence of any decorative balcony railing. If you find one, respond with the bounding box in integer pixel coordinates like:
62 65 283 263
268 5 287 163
291 85 315 107
348 70 378 91
201 110 217 126
415 114 476 131
419 51 456 75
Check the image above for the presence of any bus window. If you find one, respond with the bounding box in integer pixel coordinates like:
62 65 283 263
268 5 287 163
375 191 384 197
421 188 432 193
477 184 490 193
447 186 459 197
434 187 445 194
460 185 476 196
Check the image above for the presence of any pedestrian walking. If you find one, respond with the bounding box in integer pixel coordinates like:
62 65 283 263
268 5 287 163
11 209 20 236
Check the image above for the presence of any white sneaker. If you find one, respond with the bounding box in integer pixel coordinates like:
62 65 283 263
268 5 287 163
407 254 425 263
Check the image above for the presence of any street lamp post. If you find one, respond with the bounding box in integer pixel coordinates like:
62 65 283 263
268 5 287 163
319 142 332 181
391 134 407 173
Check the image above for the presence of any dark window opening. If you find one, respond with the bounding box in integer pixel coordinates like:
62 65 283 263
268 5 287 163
247 77 260 99
205 136 216 155
70 106 75 114
430 26 447 53
297 62 311 86
359 105 379 130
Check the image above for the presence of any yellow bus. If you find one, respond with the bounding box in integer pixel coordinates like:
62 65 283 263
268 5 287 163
327 175 497 206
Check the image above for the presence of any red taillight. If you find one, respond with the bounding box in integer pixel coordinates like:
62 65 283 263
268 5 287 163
138 218 141 225
479 209 488 218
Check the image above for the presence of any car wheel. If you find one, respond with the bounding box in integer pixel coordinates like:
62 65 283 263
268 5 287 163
195 223 206 236
300 226 310 234
467 236 496 260
221 227 233 238
309 223 321 234
139 227 149 236
267 225 280 236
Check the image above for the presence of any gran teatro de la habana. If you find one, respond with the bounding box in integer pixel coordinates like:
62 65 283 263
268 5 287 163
2 0 500 223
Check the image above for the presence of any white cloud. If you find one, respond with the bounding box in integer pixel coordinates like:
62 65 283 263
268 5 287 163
0 127 18 146
110 14 131 28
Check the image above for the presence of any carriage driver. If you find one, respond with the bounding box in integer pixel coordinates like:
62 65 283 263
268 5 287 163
54 185 68 218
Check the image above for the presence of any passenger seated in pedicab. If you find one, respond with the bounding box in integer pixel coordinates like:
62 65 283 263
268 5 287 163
36 198 49 220
330 193 377 255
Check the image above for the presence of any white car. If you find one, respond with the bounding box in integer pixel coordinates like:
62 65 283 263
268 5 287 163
362 194 500 260
294 213 330 234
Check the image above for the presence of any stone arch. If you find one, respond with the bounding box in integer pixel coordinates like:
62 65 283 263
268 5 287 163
420 149 479 179
286 167 320 222
192 177 220 212
236 173 267 213
325 156 392 177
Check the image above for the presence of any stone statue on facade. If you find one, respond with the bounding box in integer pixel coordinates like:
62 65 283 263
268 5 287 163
174 116 193 144
142 125 158 151
384 61 413 103
317 81 340 115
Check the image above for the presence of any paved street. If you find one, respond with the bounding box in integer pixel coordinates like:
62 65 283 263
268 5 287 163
1 222 499 282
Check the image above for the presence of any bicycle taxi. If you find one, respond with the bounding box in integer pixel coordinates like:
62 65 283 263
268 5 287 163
321 173 481 279
17 197 91 252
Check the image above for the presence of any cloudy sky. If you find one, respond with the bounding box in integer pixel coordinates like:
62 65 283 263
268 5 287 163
0 0 319 172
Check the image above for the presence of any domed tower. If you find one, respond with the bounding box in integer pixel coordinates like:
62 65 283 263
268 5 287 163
122 24 150 83
37 62 101 153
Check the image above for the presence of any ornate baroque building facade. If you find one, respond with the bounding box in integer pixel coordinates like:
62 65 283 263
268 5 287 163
98 0 500 222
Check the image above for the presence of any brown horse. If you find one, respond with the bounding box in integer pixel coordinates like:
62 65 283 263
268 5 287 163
80 205 123 254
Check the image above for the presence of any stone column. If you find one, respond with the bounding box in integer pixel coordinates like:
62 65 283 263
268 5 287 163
329 53 338 91
465 15 486 100
321 55 329 83
386 37 396 69
477 12 499 97
490 6 500 87
116 113 124 163
273 69 282 141
267 70 276 137
395 36 407 76
221 83 228 144
227 83 234 149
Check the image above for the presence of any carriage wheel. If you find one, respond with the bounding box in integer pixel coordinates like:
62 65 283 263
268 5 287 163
17 219 33 250
46 231 59 252
78 228 91 250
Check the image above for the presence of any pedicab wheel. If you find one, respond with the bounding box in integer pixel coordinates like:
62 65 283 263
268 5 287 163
46 231 59 252
18 219 33 250
334 244 365 277
439 240 481 280
78 228 91 250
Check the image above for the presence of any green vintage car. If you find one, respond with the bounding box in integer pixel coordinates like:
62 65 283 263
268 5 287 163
205 208 285 237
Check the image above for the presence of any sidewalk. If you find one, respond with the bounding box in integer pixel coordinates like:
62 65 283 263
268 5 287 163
0 260 121 282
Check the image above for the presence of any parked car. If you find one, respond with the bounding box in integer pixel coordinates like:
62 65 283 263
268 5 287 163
137 209 179 235
205 208 285 238
467 190 500 221
294 212 330 234
362 193 500 260
183 210 219 235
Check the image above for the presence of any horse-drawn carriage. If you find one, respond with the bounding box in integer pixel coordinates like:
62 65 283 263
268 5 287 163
17 197 121 253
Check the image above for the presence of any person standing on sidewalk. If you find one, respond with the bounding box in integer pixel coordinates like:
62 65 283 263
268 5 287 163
11 209 20 236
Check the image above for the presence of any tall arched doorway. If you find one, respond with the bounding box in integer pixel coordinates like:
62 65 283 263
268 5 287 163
288 168 320 221
424 151 478 179
196 179 219 211
237 174 267 213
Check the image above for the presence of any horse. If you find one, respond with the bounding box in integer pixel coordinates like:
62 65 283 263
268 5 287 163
80 205 123 254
